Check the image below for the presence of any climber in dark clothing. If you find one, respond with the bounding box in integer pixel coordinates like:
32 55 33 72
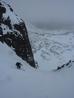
16 62 22 69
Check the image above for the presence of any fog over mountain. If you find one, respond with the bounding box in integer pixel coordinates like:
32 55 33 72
3 0 74 30
1 1 74 98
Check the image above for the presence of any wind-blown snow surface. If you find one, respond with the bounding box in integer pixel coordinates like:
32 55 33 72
27 23 74 71
0 1 74 98
0 19 74 98
0 41 74 98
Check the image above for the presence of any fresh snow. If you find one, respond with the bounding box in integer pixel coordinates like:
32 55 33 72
0 1 74 97
27 24 74 71
2 0 22 25
0 19 74 98
0 41 74 98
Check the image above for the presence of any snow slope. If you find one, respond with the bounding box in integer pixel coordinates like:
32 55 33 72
27 24 74 71
0 1 74 97
0 41 74 98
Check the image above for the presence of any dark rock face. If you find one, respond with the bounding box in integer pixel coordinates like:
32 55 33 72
0 1 36 68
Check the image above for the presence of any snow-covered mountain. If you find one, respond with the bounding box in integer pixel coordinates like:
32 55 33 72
27 23 74 71
0 0 74 71
0 0 74 98
0 38 74 98
0 0 36 68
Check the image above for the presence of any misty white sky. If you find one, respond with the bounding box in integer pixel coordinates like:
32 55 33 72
3 0 74 30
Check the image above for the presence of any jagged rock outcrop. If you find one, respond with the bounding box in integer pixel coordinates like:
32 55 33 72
0 0 36 68
55 60 73 71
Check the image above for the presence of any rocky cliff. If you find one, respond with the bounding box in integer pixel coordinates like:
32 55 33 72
0 0 36 68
